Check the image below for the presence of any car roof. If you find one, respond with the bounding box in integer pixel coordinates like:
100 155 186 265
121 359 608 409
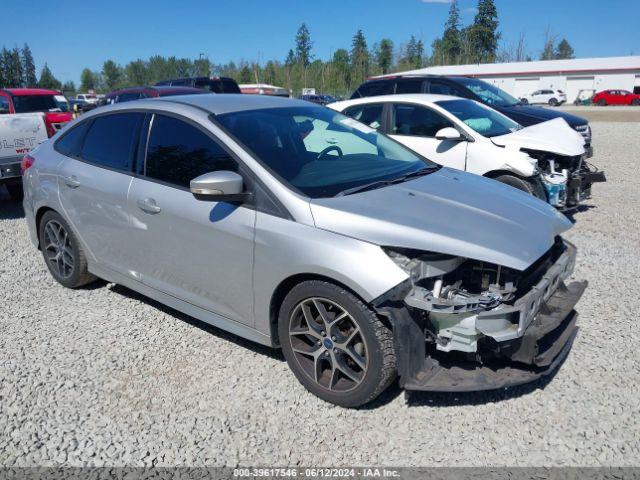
2 88 61 95
334 93 462 108
87 93 313 116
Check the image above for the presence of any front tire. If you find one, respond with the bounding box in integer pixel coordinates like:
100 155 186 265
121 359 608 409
548 98 559 106
598 99 607 106
38 210 96 288
494 174 547 201
278 280 396 407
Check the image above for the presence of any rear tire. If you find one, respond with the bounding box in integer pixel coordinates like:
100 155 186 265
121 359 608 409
494 174 547 201
548 98 558 106
38 210 96 288
631 99 640 106
278 280 396 407
5 183 23 201
520 98 529 105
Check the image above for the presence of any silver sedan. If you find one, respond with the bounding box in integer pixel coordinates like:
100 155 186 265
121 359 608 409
22 94 585 407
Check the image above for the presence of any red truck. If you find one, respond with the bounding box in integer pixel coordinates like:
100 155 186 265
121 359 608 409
0 88 73 137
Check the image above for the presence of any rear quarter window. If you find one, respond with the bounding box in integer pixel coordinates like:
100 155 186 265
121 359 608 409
80 113 144 171
54 121 90 157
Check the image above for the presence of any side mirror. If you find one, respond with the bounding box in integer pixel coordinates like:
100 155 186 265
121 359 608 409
190 170 250 202
435 127 463 141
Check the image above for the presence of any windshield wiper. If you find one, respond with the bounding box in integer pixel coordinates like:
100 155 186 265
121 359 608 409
335 166 440 197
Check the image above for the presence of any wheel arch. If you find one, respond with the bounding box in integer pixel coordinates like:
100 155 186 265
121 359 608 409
34 206 57 249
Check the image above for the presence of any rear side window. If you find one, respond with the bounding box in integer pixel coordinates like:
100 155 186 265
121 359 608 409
55 121 90 157
395 79 423 94
428 81 468 97
353 81 394 98
80 113 143 170
145 114 238 188
391 104 453 137
116 92 143 103
343 104 384 130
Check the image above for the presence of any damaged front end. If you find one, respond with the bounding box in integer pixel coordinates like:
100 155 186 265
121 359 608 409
524 149 606 210
373 238 586 392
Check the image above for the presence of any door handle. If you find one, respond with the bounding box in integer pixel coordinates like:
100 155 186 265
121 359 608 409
64 175 80 188
137 197 161 214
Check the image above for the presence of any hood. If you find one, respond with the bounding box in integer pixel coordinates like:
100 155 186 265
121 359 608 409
490 118 585 157
310 168 571 271
497 104 587 127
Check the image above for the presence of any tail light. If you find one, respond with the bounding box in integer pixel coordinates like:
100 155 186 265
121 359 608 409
21 154 35 174
44 117 57 138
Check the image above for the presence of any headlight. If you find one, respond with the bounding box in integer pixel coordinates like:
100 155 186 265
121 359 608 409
383 247 464 282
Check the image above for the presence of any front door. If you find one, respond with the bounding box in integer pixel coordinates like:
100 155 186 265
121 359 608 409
388 103 467 171
126 113 256 325
56 112 144 278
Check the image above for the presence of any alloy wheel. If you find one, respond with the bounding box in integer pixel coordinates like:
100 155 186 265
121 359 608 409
43 220 75 279
288 297 368 393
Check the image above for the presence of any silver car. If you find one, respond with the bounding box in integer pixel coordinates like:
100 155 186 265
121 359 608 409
23 94 586 407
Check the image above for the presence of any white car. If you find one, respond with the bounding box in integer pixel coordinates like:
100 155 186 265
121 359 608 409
520 89 567 106
328 94 590 209
76 93 99 104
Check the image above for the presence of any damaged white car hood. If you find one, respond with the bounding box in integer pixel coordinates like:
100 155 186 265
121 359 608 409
491 118 585 157
310 168 572 271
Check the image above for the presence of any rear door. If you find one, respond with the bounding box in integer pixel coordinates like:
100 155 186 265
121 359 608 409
56 112 144 278
126 113 256 325
388 102 467 170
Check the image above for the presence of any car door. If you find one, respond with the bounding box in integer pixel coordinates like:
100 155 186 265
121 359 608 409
388 102 467 170
126 113 256 325
56 112 144 278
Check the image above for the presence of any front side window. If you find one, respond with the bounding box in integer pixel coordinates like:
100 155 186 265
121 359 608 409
343 104 384 130
80 113 143 170
437 99 520 138
145 114 237 188
12 95 58 113
452 77 521 107
391 103 453 137
216 106 435 198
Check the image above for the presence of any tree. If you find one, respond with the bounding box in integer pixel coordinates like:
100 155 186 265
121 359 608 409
0 48 8 87
350 29 369 86
441 0 462 64
239 64 252 83
540 28 556 60
295 23 314 68
555 38 575 59
4 48 24 87
62 80 76 93
21 44 37 87
37 63 61 90
194 57 212 77
375 39 394 74
331 48 351 92
125 59 148 86
80 68 96 91
102 60 122 90
468 0 500 63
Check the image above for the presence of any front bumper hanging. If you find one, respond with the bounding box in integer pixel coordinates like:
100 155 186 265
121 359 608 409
374 245 587 392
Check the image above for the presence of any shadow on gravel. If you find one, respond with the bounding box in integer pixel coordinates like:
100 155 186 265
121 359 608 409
564 204 596 223
109 283 285 362
0 197 25 219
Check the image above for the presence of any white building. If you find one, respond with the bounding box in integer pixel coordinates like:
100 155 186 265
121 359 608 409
391 56 640 103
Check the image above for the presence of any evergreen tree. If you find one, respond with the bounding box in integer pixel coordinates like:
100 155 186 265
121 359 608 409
194 57 212 77
540 28 556 60
468 0 500 63
80 68 96 91
350 29 369 86
239 64 252 83
555 39 575 59
62 80 76 93
102 60 122 90
332 48 351 92
442 0 462 64
38 63 61 90
21 44 37 87
125 59 148 86
6 48 23 87
0 48 7 87
295 23 314 68
375 39 394 74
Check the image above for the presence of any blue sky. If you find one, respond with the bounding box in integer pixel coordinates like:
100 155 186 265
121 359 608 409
2 0 639 84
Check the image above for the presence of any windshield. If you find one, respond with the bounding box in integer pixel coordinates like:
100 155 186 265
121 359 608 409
12 94 61 113
215 106 435 198
453 77 521 107
437 99 521 138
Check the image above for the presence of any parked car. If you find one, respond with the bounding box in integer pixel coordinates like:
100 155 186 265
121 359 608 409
76 93 99 104
350 75 593 146
155 76 241 94
299 94 331 105
592 89 640 106
0 112 48 200
329 94 604 210
104 86 209 104
69 98 97 114
0 88 73 137
23 95 585 407
520 89 567 106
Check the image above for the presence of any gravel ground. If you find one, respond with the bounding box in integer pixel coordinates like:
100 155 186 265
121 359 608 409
1 121 639 467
